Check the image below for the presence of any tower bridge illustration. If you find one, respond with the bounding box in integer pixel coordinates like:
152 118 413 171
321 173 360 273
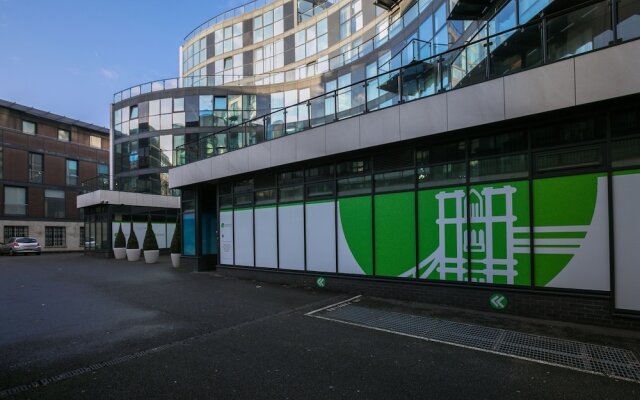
401 185 589 283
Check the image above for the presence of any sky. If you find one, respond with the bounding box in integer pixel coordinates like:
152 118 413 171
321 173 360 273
0 0 246 128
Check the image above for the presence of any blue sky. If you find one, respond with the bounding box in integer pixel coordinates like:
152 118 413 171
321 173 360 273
0 0 245 127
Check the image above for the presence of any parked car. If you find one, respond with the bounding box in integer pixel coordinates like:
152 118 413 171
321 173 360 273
0 237 42 256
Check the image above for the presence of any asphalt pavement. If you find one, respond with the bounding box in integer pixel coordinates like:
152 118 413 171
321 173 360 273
0 253 638 399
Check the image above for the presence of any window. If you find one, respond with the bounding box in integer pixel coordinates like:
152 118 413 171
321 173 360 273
97 163 108 176
4 186 26 215
22 120 36 135
338 0 362 40
294 18 328 61
45 190 65 218
45 227 66 247
58 129 70 141
253 6 284 44
29 153 43 183
212 22 242 57
79 226 85 247
90 136 102 149
4 226 28 242
182 37 207 73
66 159 78 186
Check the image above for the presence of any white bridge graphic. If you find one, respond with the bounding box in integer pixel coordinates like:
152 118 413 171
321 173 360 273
400 186 588 283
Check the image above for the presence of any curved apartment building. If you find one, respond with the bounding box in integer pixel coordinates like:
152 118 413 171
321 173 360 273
87 0 640 327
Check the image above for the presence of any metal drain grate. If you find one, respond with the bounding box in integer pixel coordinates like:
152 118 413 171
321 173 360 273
307 297 640 383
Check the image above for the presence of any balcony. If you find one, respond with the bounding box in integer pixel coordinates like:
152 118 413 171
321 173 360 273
172 0 639 174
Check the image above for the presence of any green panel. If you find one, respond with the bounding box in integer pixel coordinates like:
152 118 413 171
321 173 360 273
418 186 468 282
338 196 373 275
375 192 416 278
533 173 602 287
469 181 531 286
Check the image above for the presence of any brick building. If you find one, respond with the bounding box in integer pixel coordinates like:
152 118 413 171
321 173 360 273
0 99 109 252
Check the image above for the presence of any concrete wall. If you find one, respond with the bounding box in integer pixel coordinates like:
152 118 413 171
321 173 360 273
170 40 640 188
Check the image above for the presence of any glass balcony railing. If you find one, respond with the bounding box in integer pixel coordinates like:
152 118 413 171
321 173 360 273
184 0 277 43
173 0 639 168
81 174 110 194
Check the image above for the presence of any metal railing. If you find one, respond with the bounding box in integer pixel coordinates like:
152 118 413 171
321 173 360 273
173 0 638 167
80 174 110 194
115 0 433 103
184 0 278 43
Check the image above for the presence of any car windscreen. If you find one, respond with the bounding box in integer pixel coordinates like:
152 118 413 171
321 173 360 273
16 238 37 243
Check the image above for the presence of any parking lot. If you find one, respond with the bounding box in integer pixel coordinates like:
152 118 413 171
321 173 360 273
0 253 638 399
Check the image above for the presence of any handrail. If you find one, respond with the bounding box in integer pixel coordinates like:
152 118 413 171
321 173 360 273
116 0 430 103
116 18 411 104
184 0 277 43
172 0 633 168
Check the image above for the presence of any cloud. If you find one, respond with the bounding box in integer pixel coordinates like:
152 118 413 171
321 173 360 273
100 67 119 80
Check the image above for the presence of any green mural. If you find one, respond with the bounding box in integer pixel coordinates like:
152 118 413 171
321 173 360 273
374 192 416 277
338 196 373 275
334 174 605 289
533 173 602 287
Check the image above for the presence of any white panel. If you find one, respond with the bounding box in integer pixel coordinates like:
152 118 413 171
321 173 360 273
547 177 610 291
219 211 234 265
133 223 146 250
278 204 304 270
306 202 336 272
337 203 365 275
152 223 168 249
613 173 640 311
234 209 254 267
166 223 176 251
255 207 277 268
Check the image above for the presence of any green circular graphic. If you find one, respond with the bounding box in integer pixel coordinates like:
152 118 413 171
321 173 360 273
489 293 508 310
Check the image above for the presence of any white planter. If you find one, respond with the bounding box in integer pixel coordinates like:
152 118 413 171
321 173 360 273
113 247 126 260
144 249 160 264
171 253 181 268
126 248 141 262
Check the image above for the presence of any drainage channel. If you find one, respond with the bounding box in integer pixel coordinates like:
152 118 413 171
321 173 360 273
306 296 640 383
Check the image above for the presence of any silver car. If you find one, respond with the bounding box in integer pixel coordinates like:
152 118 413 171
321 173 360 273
0 237 42 256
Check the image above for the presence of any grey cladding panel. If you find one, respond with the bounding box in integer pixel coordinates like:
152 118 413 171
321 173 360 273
243 19 253 46
327 11 340 46
283 34 296 65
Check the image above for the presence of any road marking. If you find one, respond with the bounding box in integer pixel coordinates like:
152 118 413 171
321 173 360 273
307 301 640 384
305 295 362 316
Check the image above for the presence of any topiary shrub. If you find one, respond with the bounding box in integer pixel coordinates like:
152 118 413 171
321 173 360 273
114 224 126 248
170 216 181 254
126 222 139 249
143 220 159 251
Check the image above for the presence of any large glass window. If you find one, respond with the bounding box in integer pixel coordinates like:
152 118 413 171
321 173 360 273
339 0 362 40
617 0 640 42
253 6 284 44
182 37 207 73
66 159 78 186
4 186 26 215
22 120 36 135
29 152 43 183
45 190 65 219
